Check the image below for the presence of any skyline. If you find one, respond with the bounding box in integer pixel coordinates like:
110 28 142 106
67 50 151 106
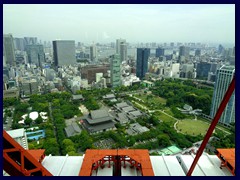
3 4 235 44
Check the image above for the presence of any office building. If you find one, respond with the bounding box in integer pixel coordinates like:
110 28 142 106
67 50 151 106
14 38 25 51
136 48 150 80
195 49 201 56
120 42 127 62
156 47 165 57
210 65 235 126
81 64 110 84
53 40 76 67
3 34 16 66
116 39 126 54
90 44 97 62
24 37 37 45
26 44 45 66
110 54 121 88
21 79 39 97
196 62 211 78
179 46 190 63
180 64 194 78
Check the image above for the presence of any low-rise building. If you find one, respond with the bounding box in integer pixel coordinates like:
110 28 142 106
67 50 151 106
80 110 115 134
65 122 82 137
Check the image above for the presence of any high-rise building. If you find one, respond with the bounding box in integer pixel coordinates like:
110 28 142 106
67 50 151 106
120 42 127 62
24 37 37 45
210 65 235 126
116 39 126 54
116 39 127 63
21 79 39 97
136 48 150 80
196 62 212 78
179 46 190 63
195 49 201 56
90 44 97 62
52 40 76 67
218 44 224 54
110 54 121 88
156 47 165 57
26 44 45 66
14 38 25 51
3 34 16 66
179 46 190 57
180 64 194 78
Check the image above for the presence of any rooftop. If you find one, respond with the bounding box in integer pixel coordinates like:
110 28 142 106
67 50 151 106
39 149 233 176
115 102 129 108
90 109 109 119
65 122 82 137
72 94 84 100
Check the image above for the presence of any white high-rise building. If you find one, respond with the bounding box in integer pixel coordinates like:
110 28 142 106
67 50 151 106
171 63 180 78
210 65 235 126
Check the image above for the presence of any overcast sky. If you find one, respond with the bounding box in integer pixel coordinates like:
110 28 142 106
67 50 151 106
3 4 235 44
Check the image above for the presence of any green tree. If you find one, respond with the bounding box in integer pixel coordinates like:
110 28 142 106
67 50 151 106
35 116 43 124
24 116 33 126
43 138 60 155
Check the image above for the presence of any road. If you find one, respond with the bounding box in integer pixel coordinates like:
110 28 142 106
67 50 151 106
48 102 57 137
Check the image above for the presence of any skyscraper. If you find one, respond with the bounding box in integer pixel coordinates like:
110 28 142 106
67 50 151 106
195 49 201 56
179 46 190 56
136 48 150 80
156 47 165 57
196 62 212 78
179 45 190 63
26 44 45 66
110 54 121 88
116 39 127 63
116 39 126 54
120 42 127 62
90 44 97 62
3 34 16 66
210 65 235 126
52 40 76 67
24 37 37 45
14 38 25 51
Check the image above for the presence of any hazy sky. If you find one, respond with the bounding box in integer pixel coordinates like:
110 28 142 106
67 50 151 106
3 4 235 44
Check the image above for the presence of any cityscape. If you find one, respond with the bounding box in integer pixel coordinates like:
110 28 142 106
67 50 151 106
3 4 235 176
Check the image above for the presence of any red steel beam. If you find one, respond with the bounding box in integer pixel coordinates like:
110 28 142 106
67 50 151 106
3 130 52 176
187 76 235 176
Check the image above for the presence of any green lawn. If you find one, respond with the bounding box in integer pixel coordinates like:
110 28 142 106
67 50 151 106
163 108 174 116
153 111 176 126
135 94 167 105
176 119 210 136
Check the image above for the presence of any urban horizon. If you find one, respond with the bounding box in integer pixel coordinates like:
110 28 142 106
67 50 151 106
3 4 235 45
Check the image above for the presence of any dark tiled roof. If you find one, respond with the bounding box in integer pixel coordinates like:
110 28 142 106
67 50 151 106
115 102 129 108
81 119 115 133
85 116 113 124
64 122 82 137
90 109 109 119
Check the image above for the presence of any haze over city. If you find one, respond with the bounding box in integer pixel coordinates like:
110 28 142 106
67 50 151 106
3 4 235 45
